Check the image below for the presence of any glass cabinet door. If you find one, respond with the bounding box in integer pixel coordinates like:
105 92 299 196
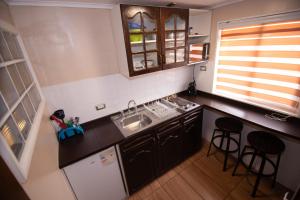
121 5 161 76
162 8 189 68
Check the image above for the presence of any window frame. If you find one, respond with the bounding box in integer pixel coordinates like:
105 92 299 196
212 10 300 117
0 19 45 183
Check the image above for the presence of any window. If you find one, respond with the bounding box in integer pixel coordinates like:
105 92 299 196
0 23 43 182
213 14 300 116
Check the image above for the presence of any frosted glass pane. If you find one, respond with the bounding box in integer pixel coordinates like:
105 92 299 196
128 14 141 33
7 64 26 96
146 52 158 68
0 31 12 61
22 95 35 122
3 31 23 59
143 13 156 32
13 104 31 140
1 117 24 160
176 16 186 30
165 32 175 48
0 67 19 108
165 15 175 31
145 34 157 51
0 94 8 119
176 49 185 62
166 50 175 64
176 32 185 47
132 53 145 71
130 34 144 53
16 62 32 88
28 85 41 111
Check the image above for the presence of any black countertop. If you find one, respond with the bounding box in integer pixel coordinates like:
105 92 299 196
180 91 300 142
59 90 300 168
59 116 124 168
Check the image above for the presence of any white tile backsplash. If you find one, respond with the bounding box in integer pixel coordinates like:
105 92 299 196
43 66 193 123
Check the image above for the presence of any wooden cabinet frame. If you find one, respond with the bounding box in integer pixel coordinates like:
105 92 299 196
161 8 189 70
120 4 189 77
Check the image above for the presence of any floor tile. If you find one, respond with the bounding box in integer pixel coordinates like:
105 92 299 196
157 170 177 186
227 178 283 200
180 164 227 200
193 153 243 193
143 188 173 200
174 159 192 174
136 180 161 199
163 175 203 200
128 192 142 200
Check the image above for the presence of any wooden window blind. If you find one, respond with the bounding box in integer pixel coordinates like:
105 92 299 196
189 43 203 63
214 20 300 115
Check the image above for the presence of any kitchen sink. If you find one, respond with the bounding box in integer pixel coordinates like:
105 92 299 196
111 102 181 138
111 96 198 138
122 114 152 131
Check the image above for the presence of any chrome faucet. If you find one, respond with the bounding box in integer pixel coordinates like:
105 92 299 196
127 100 137 115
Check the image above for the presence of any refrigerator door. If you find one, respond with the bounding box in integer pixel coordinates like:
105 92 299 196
64 146 126 200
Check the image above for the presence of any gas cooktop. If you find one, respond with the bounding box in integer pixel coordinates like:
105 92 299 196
161 95 200 112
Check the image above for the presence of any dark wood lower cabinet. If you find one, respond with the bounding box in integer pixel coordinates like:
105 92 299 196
120 131 157 194
120 109 202 194
157 122 182 174
182 109 203 157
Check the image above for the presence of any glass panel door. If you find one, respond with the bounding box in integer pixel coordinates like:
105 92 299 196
122 5 161 75
162 8 188 68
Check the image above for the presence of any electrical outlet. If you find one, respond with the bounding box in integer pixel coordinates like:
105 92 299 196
200 66 207 71
95 104 106 111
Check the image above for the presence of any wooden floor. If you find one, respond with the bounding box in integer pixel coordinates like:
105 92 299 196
128 142 287 200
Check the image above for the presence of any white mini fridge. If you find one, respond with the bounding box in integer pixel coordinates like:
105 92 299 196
64 146 127 200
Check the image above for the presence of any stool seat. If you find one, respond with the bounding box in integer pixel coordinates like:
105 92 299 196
233 131 285 197
208 117 243 171
247 131 285 154
215 117 243 133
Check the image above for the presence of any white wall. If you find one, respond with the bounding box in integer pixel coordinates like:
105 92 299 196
43 66 193 123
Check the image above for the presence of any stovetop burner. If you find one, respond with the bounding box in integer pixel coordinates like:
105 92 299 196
162 95 200 112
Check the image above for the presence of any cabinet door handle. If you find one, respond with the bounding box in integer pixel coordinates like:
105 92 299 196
129 150 151 163
161 135 179 146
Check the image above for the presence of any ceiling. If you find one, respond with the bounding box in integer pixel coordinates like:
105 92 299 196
119 0 243 9
6 0 244 9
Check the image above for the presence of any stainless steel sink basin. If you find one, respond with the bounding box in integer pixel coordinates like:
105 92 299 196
122 114 152 131
111 102 181 138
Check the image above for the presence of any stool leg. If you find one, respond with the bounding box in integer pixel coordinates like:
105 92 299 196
272 153 282 188
232 146 246 176
247 149 257 174
237 132 242 158
207 129 217 156
252 154 266 197
219 131 225 150
223 132 230 171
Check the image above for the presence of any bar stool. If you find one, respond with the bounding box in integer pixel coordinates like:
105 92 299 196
232 131 285 197
207 117 243 171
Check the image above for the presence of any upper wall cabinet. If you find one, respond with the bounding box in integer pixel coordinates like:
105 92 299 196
112 5 189 77
121 5 162 76
161 8 189 70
